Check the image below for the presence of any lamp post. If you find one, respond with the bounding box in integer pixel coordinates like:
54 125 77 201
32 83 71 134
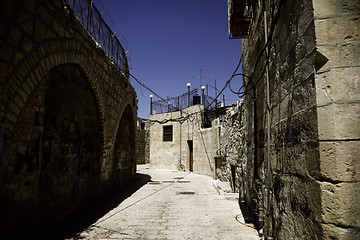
201 85 206 107
150 94 153 115
187 83 191 107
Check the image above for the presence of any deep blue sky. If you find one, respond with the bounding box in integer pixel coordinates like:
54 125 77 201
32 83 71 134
93 0 242 118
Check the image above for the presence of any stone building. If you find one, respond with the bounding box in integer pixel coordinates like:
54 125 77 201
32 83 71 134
0 0 137 236
229 0 359 239
137 117 150 164
149 104 220 176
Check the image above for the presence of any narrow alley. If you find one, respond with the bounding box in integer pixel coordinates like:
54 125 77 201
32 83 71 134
68 165 259 240
1 0 359 239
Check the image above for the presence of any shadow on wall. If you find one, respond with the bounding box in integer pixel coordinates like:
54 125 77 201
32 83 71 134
2 173 151 240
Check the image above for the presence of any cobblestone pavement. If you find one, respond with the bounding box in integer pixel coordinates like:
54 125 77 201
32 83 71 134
70 165 260 240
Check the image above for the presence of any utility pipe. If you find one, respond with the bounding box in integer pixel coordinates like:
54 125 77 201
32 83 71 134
214 123 221 180
264 9 271 217
179 109 182 171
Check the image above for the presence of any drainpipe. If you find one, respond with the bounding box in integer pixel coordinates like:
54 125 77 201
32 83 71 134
264 8 271 216
215 123 221 180
264 7 272 239
179 109 182 171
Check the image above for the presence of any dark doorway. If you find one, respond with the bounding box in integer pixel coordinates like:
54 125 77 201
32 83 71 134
187 140 193 172
231 164 236 193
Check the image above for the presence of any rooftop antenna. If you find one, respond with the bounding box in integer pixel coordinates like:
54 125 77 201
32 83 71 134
192 69 212 87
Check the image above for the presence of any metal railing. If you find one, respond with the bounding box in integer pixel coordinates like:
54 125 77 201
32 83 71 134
151 88 224 115
63 0 128 75
203 95 217 110
152 89 198 115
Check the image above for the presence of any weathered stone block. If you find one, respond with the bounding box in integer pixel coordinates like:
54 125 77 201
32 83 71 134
319 141 360 182
320 182 360 227
315 17 360 44
341 44 356 65
322 223 360 240
316 45 341 70
342 0 360 13
17 9 34 37
315 67 360 105
313 0 340 18
317 103 360 140
8 27 22 47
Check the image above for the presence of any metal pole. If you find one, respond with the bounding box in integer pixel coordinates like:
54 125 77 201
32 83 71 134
150 95 153 115
215 79 217 107
264 9 271 218
201 86 206 106
187 83 191 107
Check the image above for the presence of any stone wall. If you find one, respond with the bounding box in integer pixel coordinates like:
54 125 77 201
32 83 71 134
218 101 245 194
240 0 359 239
136 118 150 164
312 0 360 238
0 0 137 235
242 0 322 239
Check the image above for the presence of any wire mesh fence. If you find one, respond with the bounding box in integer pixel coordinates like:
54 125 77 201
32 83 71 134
151 89 223 115
203 95 217 110
63 0 128 75
151 89 198 115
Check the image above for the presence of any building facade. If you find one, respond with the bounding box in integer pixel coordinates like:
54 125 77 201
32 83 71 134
229 0 359 239
149 104 221 177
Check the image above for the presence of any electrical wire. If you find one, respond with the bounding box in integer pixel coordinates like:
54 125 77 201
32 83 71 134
57 0 283 126
129 73 169 105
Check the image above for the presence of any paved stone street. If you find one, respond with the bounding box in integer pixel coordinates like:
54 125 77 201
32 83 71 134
69 165 260 240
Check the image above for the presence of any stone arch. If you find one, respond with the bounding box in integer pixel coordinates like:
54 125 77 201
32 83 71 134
1 63 103 230
40 63 103 202
110 103 137 187
2 38 108 137
0 39 109 231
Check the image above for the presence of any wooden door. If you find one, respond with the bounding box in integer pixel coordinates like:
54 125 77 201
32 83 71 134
187 140 193 172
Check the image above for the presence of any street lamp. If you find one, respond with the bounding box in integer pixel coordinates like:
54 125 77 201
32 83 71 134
201 85 206 106
150 94 153 115
187 83 191 107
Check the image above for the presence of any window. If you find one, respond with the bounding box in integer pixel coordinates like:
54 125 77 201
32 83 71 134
163 125 173 142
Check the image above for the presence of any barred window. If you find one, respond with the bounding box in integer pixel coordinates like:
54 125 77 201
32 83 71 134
163 125 173 142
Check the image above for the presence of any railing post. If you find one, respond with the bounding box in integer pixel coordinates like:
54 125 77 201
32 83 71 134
150 95 153 115
201 85 206 107
187 83 191 107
